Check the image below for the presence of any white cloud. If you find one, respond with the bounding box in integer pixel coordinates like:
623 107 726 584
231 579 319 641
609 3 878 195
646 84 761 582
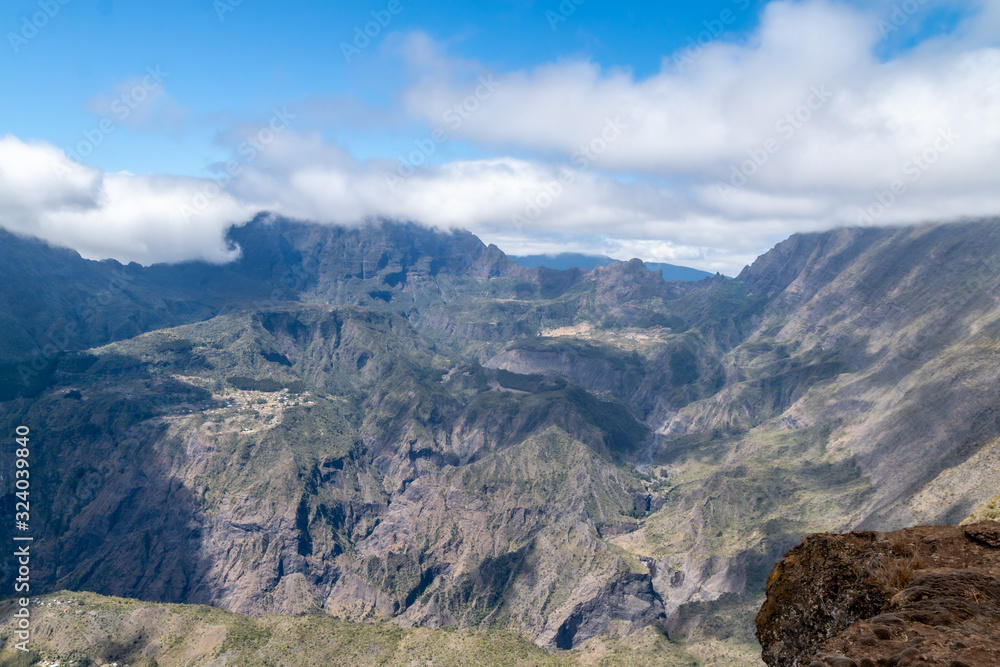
401 2 1000 188
86 67 188 133
0 136 100 216
0 135 251 265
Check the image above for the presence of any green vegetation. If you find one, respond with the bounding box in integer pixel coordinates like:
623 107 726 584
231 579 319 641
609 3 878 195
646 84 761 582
0 649 42 667
227 374 285 392
0 592 720 667
669 348 699 385
157 338 194 352
965 491 1000 524
0 357 56 400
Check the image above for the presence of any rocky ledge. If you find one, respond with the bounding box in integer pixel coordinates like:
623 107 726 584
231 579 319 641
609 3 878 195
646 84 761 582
756 521 1000 667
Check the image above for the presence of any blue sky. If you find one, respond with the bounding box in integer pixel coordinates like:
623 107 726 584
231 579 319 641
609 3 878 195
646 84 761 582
4 0 768 174
1 0 998 273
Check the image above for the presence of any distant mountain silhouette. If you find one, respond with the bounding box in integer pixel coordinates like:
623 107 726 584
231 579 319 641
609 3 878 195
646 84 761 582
510 252 715 281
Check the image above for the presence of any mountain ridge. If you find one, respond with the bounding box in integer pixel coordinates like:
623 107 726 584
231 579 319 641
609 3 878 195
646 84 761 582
510 252 716 282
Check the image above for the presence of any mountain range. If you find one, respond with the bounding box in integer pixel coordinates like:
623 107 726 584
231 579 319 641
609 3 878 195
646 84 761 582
509 253 716 282
2 216 1000 664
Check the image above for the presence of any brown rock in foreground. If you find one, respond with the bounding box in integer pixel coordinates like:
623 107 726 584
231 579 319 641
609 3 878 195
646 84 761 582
755 521 1000 667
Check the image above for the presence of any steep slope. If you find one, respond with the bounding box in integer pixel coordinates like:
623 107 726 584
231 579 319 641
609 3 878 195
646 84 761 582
606 220 1000 647
0 217 526 366
5 216 1000 659
0 227 261 376
0 303 662 649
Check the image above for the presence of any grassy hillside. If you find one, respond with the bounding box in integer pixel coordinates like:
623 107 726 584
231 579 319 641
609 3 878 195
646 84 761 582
0 592 760 666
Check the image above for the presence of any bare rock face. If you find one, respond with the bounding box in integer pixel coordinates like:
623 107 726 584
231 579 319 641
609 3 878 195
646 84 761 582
541 572 666 649
756 522 1000 666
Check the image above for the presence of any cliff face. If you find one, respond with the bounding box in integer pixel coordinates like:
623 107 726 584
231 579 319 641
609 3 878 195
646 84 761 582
0 306 664 649
611 220 1000 645
756 522 1000 666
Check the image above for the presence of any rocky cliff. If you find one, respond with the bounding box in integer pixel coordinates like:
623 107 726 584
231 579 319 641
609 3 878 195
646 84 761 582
756 521 1000 666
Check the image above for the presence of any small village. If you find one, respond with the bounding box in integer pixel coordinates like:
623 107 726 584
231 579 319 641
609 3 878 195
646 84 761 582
165 375 316 417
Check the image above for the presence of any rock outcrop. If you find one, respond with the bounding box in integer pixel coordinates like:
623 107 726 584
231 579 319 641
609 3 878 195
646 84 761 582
756 521 1000 666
